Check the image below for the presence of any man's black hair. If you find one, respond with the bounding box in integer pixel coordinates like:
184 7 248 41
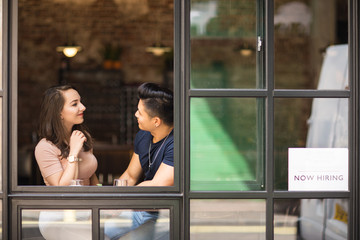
137 82 173 126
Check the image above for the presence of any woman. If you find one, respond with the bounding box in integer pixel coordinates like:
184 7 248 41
35 85 98 186
35 85 98 240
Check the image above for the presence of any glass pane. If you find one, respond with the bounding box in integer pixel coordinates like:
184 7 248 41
18 1 174 186
190 199 265 240
274 0 348 89
190 98 265 191
100 209 170 240
274 98 348 190
22 209 92 240
274 199 348 240
191 0 260 89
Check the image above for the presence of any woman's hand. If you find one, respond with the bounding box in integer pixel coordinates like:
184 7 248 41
69 130 87 157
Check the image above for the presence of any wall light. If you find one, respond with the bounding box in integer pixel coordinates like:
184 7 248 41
56 45 82 58
146 43 172 56
234 43 255 57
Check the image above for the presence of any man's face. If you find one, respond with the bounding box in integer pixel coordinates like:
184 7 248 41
135 99 155 131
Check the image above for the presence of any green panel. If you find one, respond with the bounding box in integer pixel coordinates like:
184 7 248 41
190 98 264 191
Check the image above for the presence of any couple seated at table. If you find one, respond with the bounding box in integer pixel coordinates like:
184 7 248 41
34 82 173 240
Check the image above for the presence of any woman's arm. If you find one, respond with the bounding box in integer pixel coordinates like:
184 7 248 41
45 162 79 186
39 131 87 186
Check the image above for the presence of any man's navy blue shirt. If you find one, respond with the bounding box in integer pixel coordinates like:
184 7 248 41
134 130 174 180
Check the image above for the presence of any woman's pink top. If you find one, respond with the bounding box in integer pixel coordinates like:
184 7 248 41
35 138 98 186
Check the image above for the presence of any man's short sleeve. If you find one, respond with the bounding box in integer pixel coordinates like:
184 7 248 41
162 139 174 167
134 130 147 155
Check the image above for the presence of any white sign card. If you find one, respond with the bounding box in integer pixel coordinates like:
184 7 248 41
288 148 348 191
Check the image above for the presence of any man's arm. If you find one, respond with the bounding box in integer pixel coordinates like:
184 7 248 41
137 163 174 186
119 152 143 186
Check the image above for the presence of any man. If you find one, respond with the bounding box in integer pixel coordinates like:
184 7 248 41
105 82 174 240
120 82 174 187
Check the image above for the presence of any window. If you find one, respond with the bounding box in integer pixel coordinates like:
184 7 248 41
3 0 359 239
16 0 175 188
186 0 352 239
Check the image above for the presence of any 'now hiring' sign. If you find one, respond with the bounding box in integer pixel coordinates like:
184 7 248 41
288 148 348 191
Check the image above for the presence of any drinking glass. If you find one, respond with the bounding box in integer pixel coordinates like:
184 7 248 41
113 179 128 186
70 179 84 186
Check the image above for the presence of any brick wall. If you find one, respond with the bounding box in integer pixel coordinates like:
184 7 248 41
18 0 174 146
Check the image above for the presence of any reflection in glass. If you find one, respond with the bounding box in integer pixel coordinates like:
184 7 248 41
274 199 348 240
274 0 348 89
191 0 260 88
21 209 92 240
274 98 348 190
190 98 265 191
190 199 265 240
100 209 170 240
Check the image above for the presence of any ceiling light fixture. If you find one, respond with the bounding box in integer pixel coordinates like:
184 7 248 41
234 43 255 57
146 43 172 56
56 45 82 58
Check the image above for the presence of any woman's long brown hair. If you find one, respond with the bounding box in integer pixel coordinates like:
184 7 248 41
38 85 93 158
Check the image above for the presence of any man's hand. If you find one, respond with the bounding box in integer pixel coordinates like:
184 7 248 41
119 153 143 186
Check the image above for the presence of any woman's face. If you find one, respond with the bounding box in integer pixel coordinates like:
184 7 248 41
135 99 155 131
60 89 86 131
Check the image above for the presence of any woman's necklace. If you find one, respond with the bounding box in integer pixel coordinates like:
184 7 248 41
148 132 171 172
